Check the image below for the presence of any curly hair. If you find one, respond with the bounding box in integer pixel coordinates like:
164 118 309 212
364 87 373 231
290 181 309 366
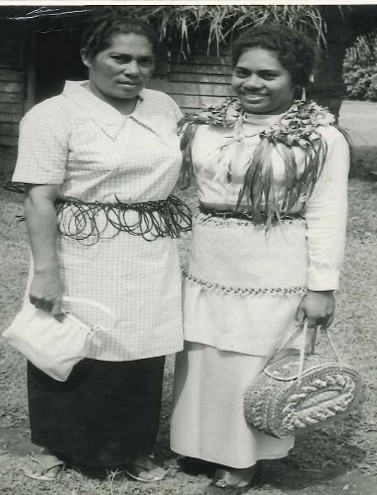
81 8 157 59
231 24 316 87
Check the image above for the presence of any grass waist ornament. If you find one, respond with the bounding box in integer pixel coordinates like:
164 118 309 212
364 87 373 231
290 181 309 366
180 97 348 229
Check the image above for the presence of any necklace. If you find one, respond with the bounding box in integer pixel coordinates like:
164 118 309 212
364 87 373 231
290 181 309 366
179 97 336 148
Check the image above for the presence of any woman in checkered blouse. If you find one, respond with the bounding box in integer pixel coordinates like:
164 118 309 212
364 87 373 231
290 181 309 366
11 11 190 481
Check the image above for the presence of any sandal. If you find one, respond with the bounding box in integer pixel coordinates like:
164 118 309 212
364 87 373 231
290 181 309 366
211 464 258 489
124 455 166 482
23 454 65 481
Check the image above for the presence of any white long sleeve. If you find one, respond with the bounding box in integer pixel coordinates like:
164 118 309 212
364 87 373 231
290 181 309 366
305 126 350 290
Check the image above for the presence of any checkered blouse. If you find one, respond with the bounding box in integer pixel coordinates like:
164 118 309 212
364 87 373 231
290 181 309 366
13 81 185 361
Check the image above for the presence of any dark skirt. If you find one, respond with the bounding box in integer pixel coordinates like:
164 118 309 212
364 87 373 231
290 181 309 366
27 356 165 468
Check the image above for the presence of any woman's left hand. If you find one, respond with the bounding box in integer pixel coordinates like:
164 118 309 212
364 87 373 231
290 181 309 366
295 290 335 329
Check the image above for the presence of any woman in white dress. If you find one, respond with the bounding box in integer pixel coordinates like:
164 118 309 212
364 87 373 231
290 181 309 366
10 11 190 482
170 24 350 490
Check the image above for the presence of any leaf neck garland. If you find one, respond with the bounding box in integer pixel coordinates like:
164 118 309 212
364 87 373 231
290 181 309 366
179 97 338 229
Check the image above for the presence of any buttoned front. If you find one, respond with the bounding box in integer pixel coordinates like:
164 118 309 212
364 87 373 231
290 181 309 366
13 81 185 361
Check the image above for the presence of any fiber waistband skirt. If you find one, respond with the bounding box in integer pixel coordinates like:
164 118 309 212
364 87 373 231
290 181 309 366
27 356 165 468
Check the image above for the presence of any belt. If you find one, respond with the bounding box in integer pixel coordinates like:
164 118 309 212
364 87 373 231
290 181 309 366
199 205 303 223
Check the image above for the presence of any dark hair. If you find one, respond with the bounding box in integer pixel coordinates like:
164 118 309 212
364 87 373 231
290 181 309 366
231 24 315 87
81 10 157 59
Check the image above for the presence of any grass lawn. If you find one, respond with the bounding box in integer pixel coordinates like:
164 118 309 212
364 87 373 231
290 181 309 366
0 122 376 494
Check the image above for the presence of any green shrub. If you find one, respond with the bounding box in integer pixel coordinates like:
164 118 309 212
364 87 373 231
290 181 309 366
343 31 377 101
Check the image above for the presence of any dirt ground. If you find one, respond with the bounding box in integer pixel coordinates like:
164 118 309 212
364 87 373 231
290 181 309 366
0 100 376 494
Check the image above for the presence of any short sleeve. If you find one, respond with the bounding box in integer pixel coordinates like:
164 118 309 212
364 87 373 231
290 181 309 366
12 98 71 185
168 95 184 123
158 91 183 123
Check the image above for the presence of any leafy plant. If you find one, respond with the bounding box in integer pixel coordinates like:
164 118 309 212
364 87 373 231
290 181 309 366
127 5 327 54
5 5 327 54
343 31 377 101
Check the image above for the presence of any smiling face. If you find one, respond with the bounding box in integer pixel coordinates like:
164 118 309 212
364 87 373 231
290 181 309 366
231 47 295 115
81 32 155 106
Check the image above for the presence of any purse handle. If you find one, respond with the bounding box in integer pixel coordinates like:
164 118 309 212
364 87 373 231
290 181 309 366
266 321 342 384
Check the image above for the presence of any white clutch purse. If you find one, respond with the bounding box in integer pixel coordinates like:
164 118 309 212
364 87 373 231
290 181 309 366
2 297 114 382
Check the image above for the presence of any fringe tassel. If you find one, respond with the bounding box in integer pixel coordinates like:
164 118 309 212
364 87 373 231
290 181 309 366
55 195 192 245
299 137 327 203
237 134 328 229
236 139 274 226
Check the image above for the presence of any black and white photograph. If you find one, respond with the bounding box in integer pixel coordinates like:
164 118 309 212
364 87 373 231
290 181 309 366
0 2 376 494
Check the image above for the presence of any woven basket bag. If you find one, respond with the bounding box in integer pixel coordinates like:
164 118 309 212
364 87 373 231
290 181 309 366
244 322 363 438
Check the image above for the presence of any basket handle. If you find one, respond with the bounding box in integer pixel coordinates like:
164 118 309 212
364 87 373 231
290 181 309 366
267 321 342 384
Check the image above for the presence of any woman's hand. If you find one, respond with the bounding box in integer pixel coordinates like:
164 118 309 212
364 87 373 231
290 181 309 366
295 290 335 329
29 267 64 317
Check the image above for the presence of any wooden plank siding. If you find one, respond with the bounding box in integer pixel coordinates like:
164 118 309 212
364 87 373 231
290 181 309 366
148 54 234 113
0 68 25 146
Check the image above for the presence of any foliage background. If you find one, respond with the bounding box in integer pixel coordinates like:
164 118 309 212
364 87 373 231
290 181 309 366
343 31 377 101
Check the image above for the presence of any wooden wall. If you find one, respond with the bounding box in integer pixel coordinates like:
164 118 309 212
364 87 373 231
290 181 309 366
0 19 25 146
0 68 25 146
149 54 233 113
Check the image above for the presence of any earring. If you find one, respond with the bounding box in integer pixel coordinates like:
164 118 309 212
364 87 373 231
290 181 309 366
300 75 314 101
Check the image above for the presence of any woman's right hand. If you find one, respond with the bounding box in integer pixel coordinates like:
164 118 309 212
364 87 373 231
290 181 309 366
29 267 64 317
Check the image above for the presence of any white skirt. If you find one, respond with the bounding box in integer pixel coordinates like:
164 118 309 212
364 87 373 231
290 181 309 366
170 342 294 468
